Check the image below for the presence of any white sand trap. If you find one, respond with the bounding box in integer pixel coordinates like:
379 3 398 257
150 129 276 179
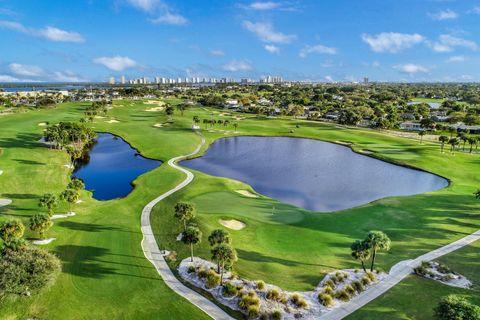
75 200 83 204
0 170 3 176
192 125 200 130
32 238 56 245
51 212 76 220
0 198 12 207
106 119 120 123
145 100 165 106
64 164 74 169
219 219 246 230
145 106 165 112
360 149 374 155
176 233 183 241
153 123 164 128
94 116 105 119
38 122 47 126
235 190 259 198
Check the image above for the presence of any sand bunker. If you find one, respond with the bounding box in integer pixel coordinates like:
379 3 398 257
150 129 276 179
51 212 76 220
0 199 12 207
94 116 106 119
145 100 165 106
219 219 246 230
235 190 259 198
0 170 3 176
106 119 120 123
32 238 56 245
153 123 165 128
38 122 47 126
145 106 165 112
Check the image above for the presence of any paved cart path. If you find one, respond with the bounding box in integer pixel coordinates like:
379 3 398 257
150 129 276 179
140 133 235 320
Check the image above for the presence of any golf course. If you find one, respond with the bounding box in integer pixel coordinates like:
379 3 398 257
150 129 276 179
0 99 479 319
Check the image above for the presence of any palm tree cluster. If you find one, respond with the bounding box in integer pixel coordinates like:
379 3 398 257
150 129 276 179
83 100 110 121
438 132 478 154
351 231 391 272
208 229 237 284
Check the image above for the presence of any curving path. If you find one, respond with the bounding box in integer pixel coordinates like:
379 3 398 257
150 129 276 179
320 230 480 320
140 133 234 320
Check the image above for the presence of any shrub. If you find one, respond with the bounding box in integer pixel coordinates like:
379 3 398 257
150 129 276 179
266 288 280 301
323 286 334 295
344 284 355 296
334 289 350 302
206 269 221 288
329 274 339 284
0 246 61 295
222 282 238 297
165 250 177 262
247 305 260 318
238 288 248 297
248 290 257 298
197 267 208 278
290 293 308 309
239 295 260 310
279 293 289 304
414 265 426 275
256 280 266 291
325 279 336 288
352 280 364 293
187 265 195 273
318 293 334 307
434 295 480 320
365 271 376 282
361 275 371 285
437 263 452 275
271 310 283 320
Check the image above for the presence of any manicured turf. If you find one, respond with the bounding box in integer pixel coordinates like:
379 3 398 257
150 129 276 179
347 239 480 320
1 100 478 319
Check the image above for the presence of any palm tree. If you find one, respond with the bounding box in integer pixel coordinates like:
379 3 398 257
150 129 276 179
351 240 371 272
448 137 459 154
38 193 58 216
211 243 237 284
208 229 232 272
439 135 449 153
202 119 209 129
459 135 468 151
176 103 187 116
233 122 238 132
174 202 195 231
364 231 391 272
182 226 202 262
468 137 476 154
192 115 200 127
418 130 426 144
68 177 85 191
29 214 53 239
60 188 79 213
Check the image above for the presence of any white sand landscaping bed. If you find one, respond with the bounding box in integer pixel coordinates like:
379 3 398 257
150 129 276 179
415 261 472 289
178 257 386 320
51 212 76 220
0 198 12 207
235 190 259 198
32 238 56 245
219 219 246 230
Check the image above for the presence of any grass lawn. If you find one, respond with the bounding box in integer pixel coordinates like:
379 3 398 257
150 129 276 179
347 239 480 320
0 100 478 319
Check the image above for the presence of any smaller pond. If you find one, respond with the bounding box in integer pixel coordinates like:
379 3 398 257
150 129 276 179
407 101 441 109
73 133 161 200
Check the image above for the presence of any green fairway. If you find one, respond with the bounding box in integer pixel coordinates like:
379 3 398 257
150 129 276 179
1 100 479 319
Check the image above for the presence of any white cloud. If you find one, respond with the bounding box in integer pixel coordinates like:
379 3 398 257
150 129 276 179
151 12 188 25
324 75 334 82
210 49 225 56
93 56 138 71
393 63 428 74
372 61 380 67
470 7 480 14
264 44 280 54
447 55 466 62
9 63 44 77
246 2 280 10
429 9 458 21
126 0 161 12
223 60 252 72
361 32 425 53
299 44 337 58
0 20 84 42
52 71 87 82
242 21 296 44
430 35 478 52
0 75 21 82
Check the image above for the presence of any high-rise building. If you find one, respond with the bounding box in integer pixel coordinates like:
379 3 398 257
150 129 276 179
363 77 369 84
108 77 115 84
120 76 126 84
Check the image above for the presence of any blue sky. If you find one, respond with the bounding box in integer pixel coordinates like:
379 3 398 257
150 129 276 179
0 0 479 82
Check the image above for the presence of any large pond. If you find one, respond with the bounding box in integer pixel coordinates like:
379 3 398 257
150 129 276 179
181 136 448 212
73 133 161 200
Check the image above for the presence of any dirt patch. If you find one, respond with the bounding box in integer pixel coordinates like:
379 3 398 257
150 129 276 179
235 190 259 198
219 219 246 230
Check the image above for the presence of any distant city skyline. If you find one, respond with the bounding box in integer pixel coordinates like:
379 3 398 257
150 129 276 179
0 0 479 83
